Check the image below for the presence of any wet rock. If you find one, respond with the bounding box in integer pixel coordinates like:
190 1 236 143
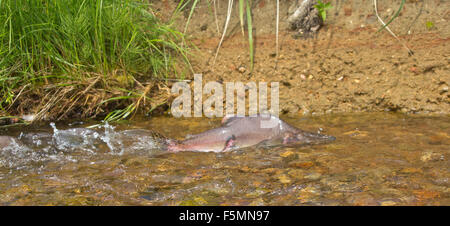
431 178 449 187
277 174 292 184
288 160 315 169
260 168 279 175
304 172 322 181
385 176 421 190
343 130 368 137
400 168 423 174
200 182 232 196
379 200 398 206
151 174 186 184
320 176 363 193
398 196 417 204
193 196 208 205
412 190 441 202
297 185 321 204
249 197 265 206
280 151 295 158
281 151 299 163
346 193 377 206
246 188 269 198
179 196 208 206
428 135 446 145
420 152 444 162
287 169 305 179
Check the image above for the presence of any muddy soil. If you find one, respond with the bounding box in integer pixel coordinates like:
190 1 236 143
153 0 449 116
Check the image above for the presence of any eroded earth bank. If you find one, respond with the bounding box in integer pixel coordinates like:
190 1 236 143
154 0 449 116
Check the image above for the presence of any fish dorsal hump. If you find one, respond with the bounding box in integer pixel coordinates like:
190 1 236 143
221 115 245 126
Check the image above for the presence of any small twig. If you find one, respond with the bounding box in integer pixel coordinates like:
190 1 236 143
81 76 101 95
6 83 30 112
58 94 83 120
213 0 234 66
132 83 153 119
374 0 414 55
275 0 280 69
213 0 220 35
406 0 424 35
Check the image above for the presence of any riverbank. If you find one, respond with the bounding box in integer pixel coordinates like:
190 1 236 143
1 0 449 125
156 0 449 116
0 0 189 124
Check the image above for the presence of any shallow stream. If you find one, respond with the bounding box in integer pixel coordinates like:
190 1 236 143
0 113 448 205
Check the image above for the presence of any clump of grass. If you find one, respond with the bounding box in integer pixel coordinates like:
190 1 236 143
425 21 435 30
0 0 190 122
314 0 333 22
179 0 271 73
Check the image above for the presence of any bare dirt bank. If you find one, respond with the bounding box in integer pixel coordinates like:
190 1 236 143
155 0 449 116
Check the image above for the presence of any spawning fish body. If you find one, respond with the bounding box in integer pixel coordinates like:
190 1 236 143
166 115 335 152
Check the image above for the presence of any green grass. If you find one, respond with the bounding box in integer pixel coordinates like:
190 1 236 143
425 21 434 30
179 0 257 72
314 0 333 22
376 0 405 33
0 0 189 121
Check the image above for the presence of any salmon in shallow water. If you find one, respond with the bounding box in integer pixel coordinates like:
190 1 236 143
166 114 335 152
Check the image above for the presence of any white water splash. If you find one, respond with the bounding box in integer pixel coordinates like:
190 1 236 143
1 122 163 172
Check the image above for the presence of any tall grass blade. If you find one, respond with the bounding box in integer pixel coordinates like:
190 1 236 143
213 0 234 66
373 0 413 55
239 0 245 36
184 0 200 34
245 0 254 72
376 0 405 33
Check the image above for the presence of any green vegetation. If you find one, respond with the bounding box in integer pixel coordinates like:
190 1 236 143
314 0 333 22
244 0 254 72
426 21 435 30
376 0 405 33
373 0 413 55
180 0 260 72
0 0 189 122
